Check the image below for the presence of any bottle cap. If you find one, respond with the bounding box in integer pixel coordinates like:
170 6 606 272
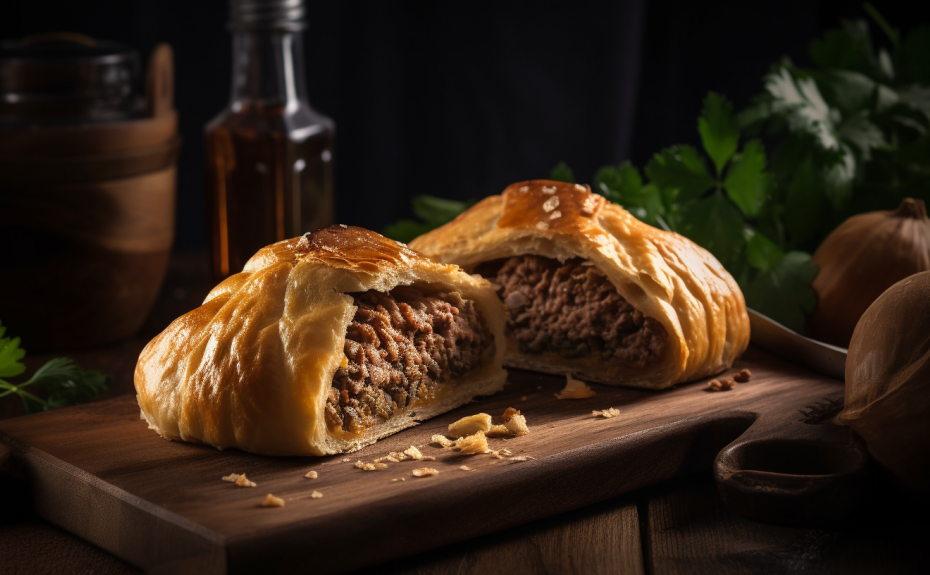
229 0 306 31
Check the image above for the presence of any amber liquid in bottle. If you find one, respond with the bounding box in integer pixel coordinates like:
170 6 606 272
206 25 333 281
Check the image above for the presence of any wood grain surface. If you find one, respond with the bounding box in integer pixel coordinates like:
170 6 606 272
643 475 930 575
0 347 844 575
378 497 644 575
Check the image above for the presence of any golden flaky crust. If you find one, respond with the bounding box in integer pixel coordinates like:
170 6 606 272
409 180 750 389
134 226 507 456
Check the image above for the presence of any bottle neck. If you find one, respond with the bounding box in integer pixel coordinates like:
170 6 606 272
228 28 307 112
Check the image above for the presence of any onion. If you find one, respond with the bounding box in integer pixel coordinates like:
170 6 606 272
806 198 930 347
835 271 930 494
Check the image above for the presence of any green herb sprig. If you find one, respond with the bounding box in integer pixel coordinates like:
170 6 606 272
590 92 818 331
0 321 110 414
740 15 930 251
384 195 477 244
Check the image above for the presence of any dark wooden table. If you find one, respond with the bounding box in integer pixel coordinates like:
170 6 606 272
1 253 927 575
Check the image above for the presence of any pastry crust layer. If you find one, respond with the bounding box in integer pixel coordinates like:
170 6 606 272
409 180 750 389
135 226 507 456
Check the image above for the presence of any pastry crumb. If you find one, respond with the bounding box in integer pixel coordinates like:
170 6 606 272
310 490 323 499
706 378 735 392
341 457 352 462
374 455 400 463
221 473 241 483
447 413 492 438
504 413 530 436
392 477 406 482
509 456 536 463
502 407 520 421
261 494 285 507
734 368 752 383
555 374 596 399
486 424 511 437
592 408 621 418
488 447 513 459
520 395 528 401
304 470 318 479
459 465 474 471
355 461 389 471
412 468 439 477
430 434 454 448
455 430 490 454
404 446 425 460
235 474 257 488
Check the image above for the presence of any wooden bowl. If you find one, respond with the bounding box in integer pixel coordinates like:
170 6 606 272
0 44 177 351
0 110 177 156
0 136 180 184
0 165 176 350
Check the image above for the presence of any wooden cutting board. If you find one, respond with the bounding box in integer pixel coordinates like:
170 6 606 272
0 346 844 575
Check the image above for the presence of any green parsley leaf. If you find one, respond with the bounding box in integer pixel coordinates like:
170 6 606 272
820 149 856 209
763 68 841 151
27 358 110 411
887 106 930 136
742 251 819 332
382 220 440 244
758 66 869 210
723 139 770 217
783 158 828 249
0 321 26 379
811 70 879 115
896 86 930 125
383 195 473 243
412 196 471 227
549 162 575 183
594 163 669 229
809 20 889 82
836 111 885 161
0 322 111 414
16 357 112 414
594 162 642 205
676 192 745 267
698 92 740 176
743 227 784 272
645 145 716 202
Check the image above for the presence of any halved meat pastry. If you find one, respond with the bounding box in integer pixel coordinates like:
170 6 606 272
135 226 506 456
409 180 750 389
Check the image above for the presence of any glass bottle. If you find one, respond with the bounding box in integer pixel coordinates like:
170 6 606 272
206 0 334 281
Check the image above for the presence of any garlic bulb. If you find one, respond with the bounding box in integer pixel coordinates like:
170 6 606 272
806 198 930 347
835 271 930 495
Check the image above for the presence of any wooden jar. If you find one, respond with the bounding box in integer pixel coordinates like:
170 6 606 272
0 44 179 350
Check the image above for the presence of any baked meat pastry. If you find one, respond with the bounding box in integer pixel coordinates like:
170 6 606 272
135 226 506 456
409 180 750 389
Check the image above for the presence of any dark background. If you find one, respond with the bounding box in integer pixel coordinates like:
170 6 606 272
3 0 928 251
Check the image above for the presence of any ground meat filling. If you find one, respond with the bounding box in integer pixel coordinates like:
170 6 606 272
326 286 490 433
475 255 667 368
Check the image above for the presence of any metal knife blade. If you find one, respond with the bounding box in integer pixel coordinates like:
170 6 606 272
748 308 847 381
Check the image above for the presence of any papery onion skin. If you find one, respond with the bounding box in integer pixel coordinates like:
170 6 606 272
806 198 930 348
835 271 930 494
